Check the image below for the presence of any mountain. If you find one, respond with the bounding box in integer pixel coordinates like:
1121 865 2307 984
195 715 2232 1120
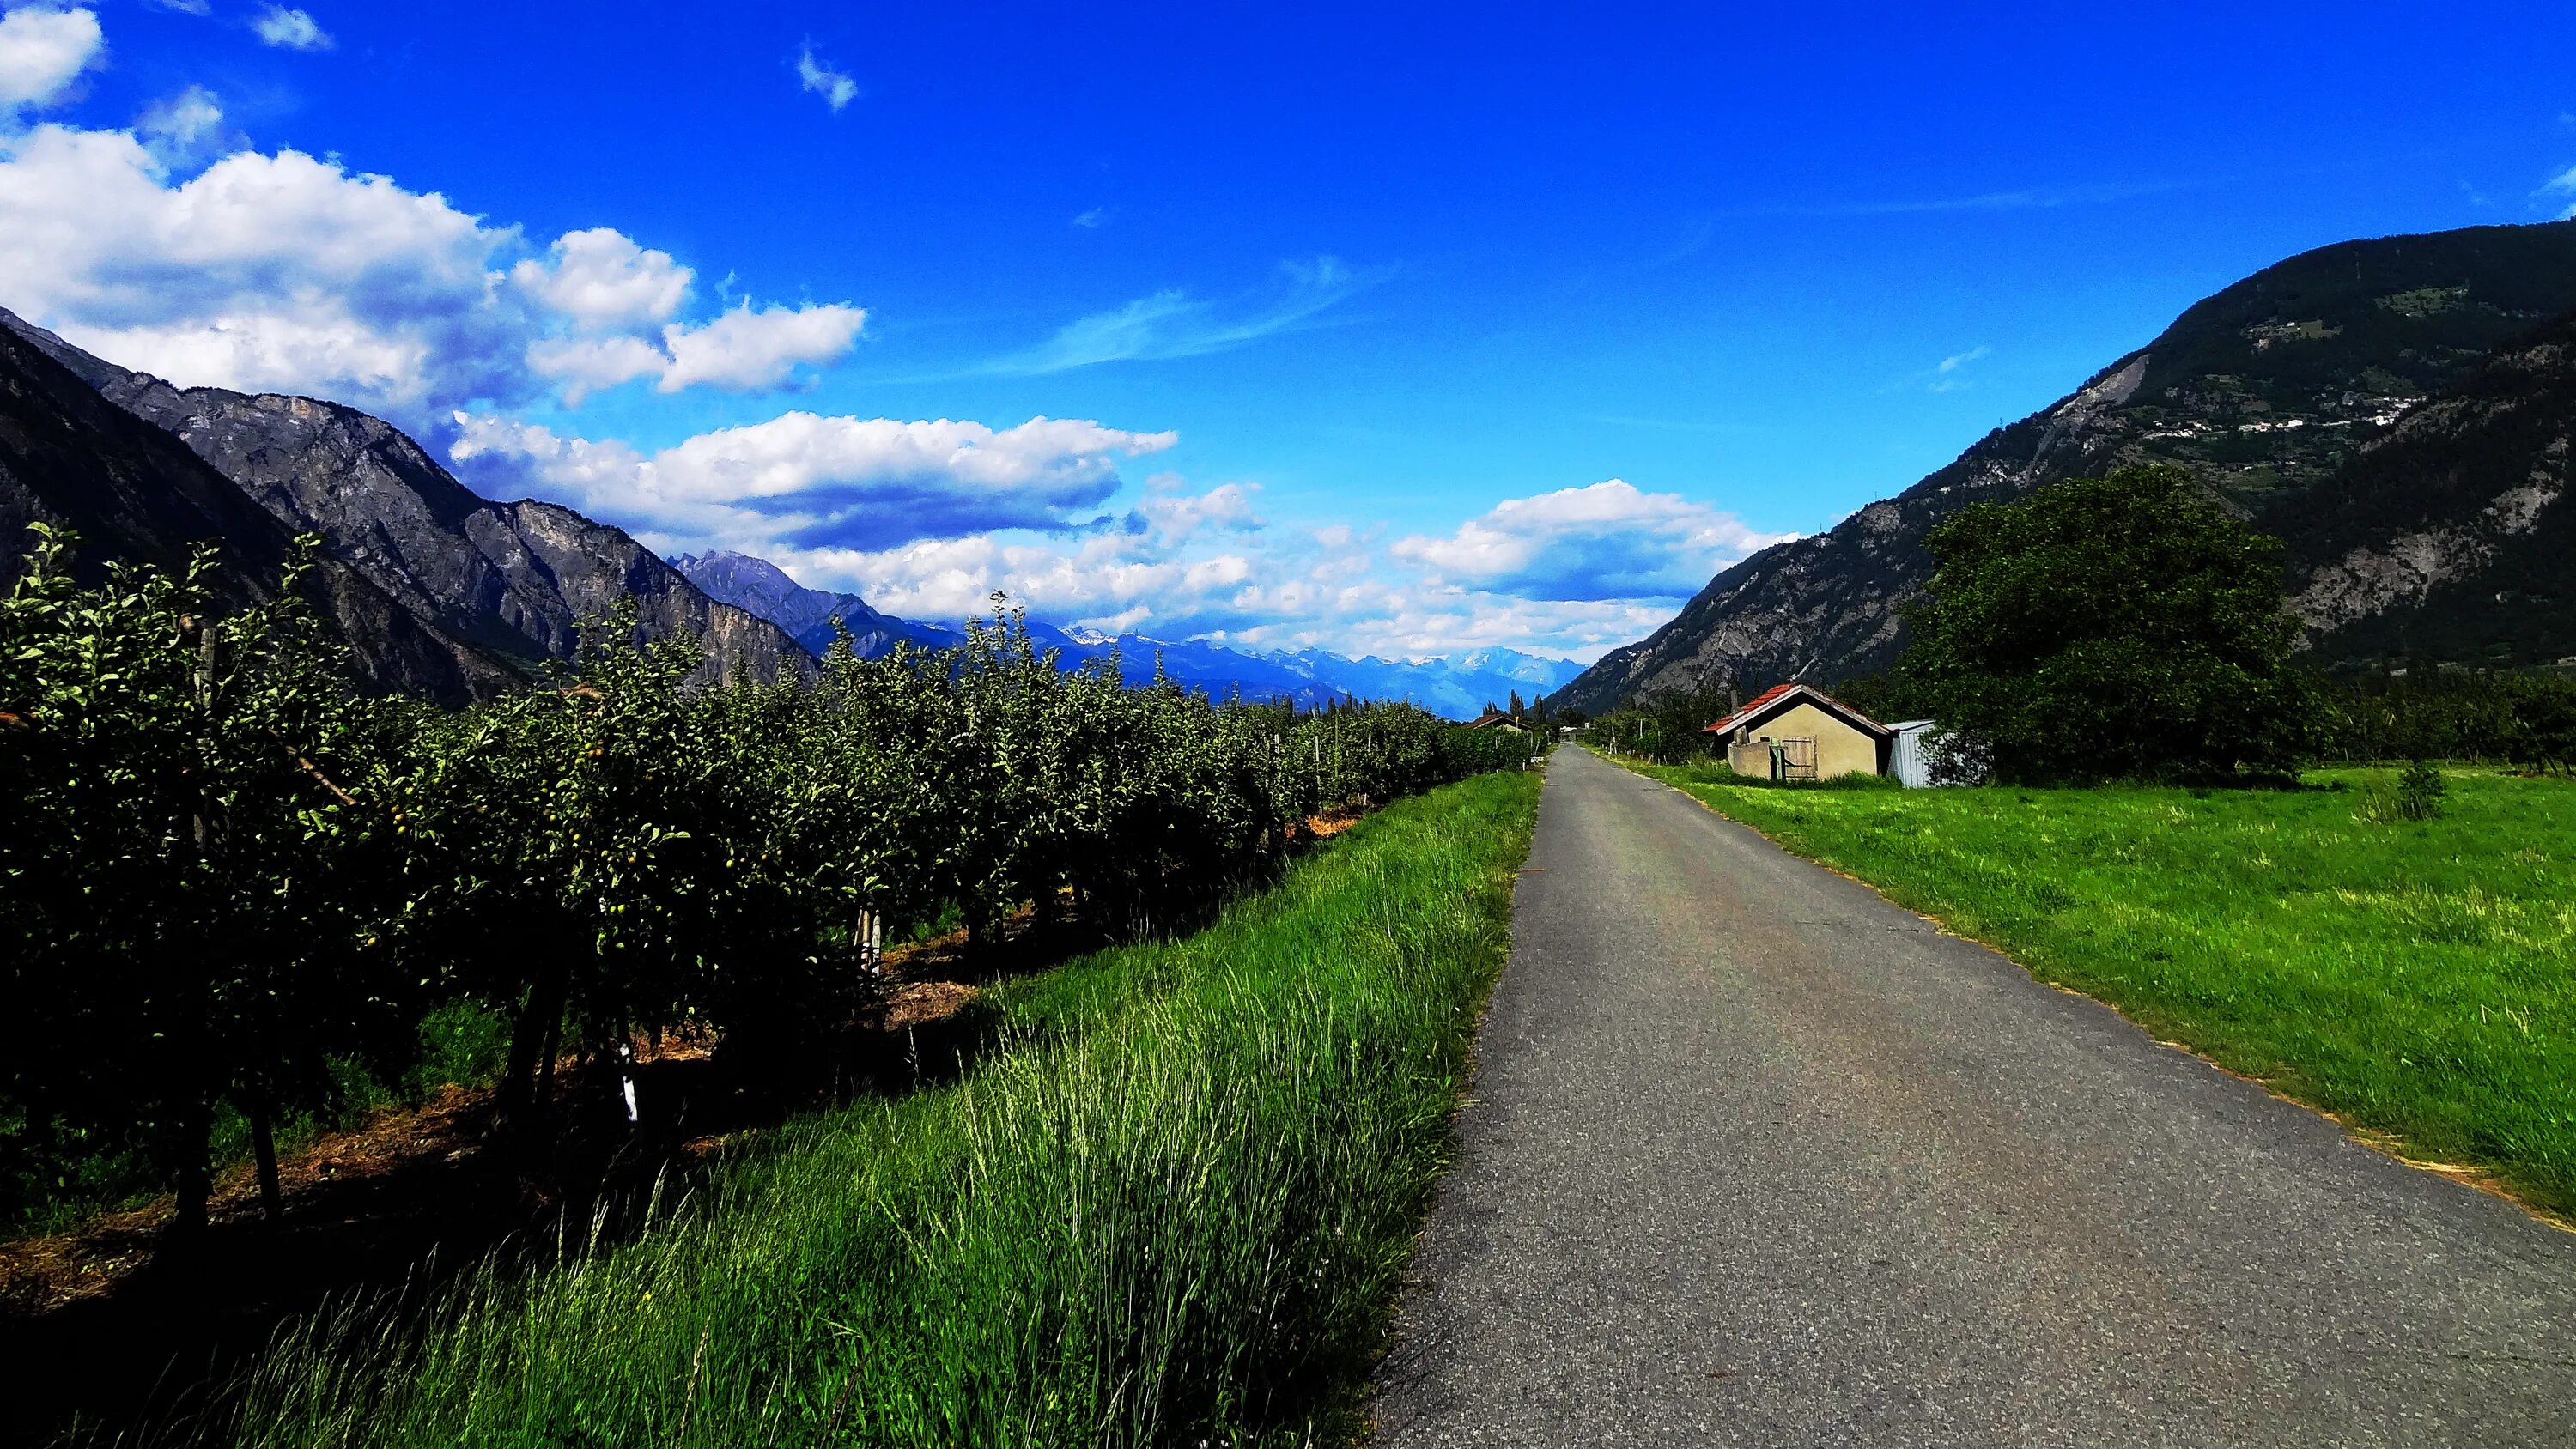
0 310 810 691
0 321 516 704
2279 308 2576 669
673 547 1584 718
1551 221 2576 715
668 549 961 658
1260 647 1584 719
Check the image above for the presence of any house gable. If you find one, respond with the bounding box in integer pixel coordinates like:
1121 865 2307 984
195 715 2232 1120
1704 684 1893 779
1703 683 1892 742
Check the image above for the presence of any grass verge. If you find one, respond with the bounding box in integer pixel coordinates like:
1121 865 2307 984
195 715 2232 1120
1614 754 2576 1221
181 768 1540 1449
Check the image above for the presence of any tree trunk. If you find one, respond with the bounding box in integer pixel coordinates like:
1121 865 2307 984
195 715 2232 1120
247 1093 283 1224
535 1012 564 1105
162 1094 215 1254
499 962 569 1136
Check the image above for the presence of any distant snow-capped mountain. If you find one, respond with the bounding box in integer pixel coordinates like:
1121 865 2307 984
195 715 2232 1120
669 549 1583 719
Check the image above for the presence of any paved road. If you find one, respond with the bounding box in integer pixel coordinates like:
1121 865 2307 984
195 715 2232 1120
1374 746 2576 1447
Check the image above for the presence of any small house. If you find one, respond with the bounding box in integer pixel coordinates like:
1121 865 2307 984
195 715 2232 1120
1463 709 1522 731
1703 683 1893 781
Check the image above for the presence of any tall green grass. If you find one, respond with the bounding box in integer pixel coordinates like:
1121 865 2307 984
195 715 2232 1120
186 769 1540 1449
1627 755 2576 1217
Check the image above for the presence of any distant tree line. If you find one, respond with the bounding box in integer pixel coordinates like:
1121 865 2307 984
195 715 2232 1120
2304 665 2576 772
0 525 1537 1240
1579 687 1733 766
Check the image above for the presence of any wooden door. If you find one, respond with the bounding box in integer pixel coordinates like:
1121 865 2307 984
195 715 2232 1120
1781 737 1818 779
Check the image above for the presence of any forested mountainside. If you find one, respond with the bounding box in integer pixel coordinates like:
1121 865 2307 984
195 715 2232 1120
1551 221 2576 714
0 311 810 690
0 323 516 705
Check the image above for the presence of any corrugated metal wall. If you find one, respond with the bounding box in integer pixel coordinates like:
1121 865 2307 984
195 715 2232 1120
1888 721 1937 787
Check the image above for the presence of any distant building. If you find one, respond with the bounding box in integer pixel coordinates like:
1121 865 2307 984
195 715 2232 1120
1463 709 1523 731
1703 683 1893 780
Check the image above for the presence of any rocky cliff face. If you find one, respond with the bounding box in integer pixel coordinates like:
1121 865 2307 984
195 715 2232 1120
1551 221 2576 715
2275 313 2576 668
2 310 811 689
0 324 519 705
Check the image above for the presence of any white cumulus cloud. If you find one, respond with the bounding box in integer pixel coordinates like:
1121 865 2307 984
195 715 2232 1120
507 236 862 400
765 518 1690 658
511 227 690 330
1393 479 1789 603
1129 478 1262 543
450 411 1176 550
250 5 330 51
0 5 103 111
0 114 870 421
656 301 867 392
0 129 531 418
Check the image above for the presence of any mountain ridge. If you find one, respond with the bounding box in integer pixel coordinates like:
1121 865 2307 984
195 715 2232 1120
670 547 1583 718
1550 220 2576 715
1 310 811 691
0 322 520 705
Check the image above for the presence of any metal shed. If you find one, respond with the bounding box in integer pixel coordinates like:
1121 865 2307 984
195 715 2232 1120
1886 720 1940 787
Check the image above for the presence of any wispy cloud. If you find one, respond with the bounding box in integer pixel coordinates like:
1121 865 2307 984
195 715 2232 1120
1743 179 2179 219
798 45 858 112
1917 344 1991 393
2537 163 2576 219
1071 206 1109 229
250 5 332 51
982 256 1384 376
1646 218 1716 268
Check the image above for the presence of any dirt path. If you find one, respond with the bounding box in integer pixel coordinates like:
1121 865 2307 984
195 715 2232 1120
1373 746 2576 1446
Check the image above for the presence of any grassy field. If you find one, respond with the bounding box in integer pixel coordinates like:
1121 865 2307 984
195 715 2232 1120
183 769 1540 1449
1616 754 2576 1219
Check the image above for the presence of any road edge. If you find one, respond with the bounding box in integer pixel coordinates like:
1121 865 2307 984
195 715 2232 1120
1593 747 2576 1237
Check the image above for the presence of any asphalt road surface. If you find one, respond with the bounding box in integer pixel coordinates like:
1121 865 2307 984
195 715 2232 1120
1373 746 2576 1447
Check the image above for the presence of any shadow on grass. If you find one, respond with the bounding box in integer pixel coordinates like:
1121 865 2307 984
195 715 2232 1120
0 910 1086 1449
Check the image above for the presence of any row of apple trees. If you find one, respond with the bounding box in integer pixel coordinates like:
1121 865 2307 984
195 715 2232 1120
0 526 1534 1240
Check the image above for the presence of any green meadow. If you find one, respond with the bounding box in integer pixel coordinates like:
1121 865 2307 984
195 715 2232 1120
188 769 1540 1449
1622 755 2576 1218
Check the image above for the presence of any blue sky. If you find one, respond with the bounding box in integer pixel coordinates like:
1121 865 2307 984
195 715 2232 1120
4 1 2573 658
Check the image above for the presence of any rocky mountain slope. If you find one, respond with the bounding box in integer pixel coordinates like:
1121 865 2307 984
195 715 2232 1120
0 324 517 704
674 547 1583 718
669 550 962 658
1552 221 2576 714
1 311 809 691
2277 308 2576 669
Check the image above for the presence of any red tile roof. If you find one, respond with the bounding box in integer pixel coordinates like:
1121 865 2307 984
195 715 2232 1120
1704 682 1797 733
1702 682 1889 737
